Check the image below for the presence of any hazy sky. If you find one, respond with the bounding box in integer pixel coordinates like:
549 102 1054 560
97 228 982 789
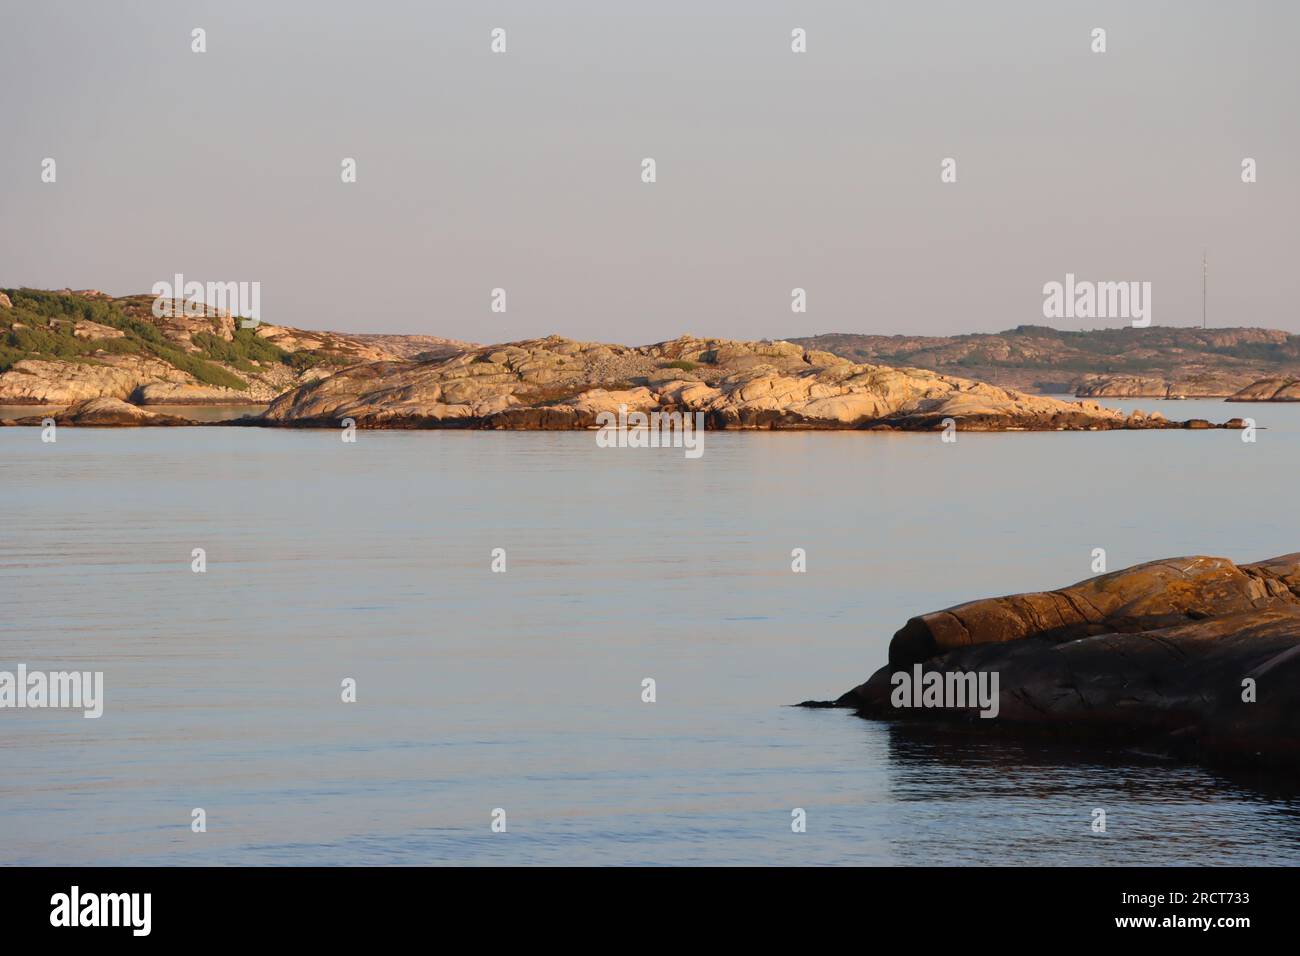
3 0 1297 342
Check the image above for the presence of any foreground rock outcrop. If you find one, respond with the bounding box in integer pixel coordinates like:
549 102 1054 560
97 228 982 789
818 554 1300 767
262 335 1241 431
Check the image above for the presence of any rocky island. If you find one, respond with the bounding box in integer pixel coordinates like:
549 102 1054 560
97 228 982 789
257 334 1238 431
0 287 1254 430
811 553 1300 768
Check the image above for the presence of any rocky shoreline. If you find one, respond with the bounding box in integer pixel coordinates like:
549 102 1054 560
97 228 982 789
808 553 1300 768
7 289 1300 411
0 334 1248 432
1077 375 1300 401
1227 378 1300 402
2 397 198 426
792 326 1300 398
0 287 470 406
250 335 1245 432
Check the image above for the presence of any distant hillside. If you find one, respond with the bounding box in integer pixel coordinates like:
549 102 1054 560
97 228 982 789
0 288 472 405
788 326 1300 396
350 333 471 361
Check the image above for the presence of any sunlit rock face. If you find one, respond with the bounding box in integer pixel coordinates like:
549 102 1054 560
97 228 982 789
262 334 1222 432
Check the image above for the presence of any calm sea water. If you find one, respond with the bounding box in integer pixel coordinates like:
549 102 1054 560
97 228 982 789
2 397 1299 865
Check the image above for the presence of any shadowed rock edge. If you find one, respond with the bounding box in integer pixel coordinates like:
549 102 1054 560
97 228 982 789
817 554 1300 768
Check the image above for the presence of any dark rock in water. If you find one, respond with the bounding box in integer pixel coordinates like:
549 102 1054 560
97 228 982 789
829 553 1300 768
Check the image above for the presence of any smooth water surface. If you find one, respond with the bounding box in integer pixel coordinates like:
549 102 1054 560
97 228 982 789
2 397 1298 864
